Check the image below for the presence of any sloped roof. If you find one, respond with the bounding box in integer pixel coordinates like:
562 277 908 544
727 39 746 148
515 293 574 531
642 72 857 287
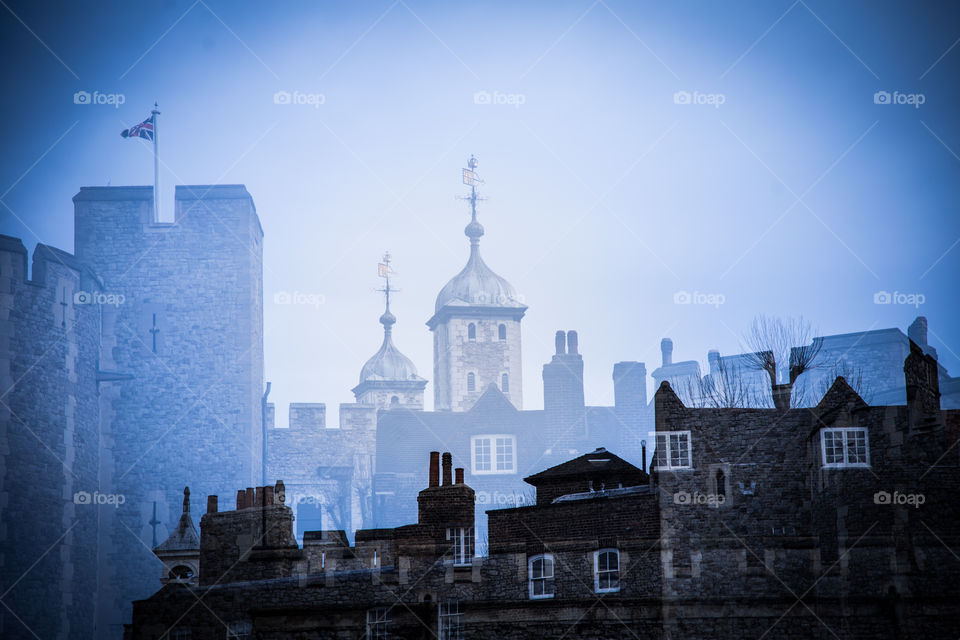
154 511 200 554
524 447 644 485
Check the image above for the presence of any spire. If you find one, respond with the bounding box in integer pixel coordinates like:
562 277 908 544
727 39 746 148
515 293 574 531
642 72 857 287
460 155 486 250
182 486 190 514
377 251 396 333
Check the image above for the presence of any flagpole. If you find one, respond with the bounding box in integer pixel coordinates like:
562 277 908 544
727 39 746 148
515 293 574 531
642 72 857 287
152 102 160 222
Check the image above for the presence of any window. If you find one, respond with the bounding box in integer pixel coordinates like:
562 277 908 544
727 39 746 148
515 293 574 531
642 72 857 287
594 549 620 593
226 621 251 640
466 372 476 392
438 601 463 640
714 468 726 499
501 373 509 393
529 554 555 599
471 435 516 474
447 527 474 566
821 428 869 467
366 608 391 639
468 323 476 341
653 431 692 469
498 323 507 340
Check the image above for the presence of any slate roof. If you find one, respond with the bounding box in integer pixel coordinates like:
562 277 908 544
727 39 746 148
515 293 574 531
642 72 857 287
524 447 644 485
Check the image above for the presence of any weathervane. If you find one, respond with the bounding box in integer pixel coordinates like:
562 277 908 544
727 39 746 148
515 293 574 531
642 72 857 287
459 155 487 245
376 252 398 324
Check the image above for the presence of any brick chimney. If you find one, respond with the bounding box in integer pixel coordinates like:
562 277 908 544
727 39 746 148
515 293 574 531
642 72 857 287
429 451 440 487
441 452 453 485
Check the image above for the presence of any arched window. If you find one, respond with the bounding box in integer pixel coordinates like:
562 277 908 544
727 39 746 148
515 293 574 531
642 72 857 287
498 324 507 340
467 323 477 341
168 565 195 581
594 549 620 593
529 554 555 599
390 395 399 406
501 373 509 393
467 372 475 392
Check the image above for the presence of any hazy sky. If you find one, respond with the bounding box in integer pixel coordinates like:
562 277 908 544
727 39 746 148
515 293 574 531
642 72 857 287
2 1 958 422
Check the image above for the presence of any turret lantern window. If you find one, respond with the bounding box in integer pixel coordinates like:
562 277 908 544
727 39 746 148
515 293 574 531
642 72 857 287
467 372 476 392
468 322 477 341
498 323 507 340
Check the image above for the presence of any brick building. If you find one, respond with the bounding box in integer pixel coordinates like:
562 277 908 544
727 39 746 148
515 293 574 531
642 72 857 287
125 345 959 639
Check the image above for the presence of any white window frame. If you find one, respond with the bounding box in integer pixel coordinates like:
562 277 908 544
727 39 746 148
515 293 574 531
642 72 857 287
529 554 555 599
653 431 693 470
820 427 870 468
226 621 251 640
366 608 391 639
471 434 516 475
594 549 620 593
438 600 464 640
446 526 474 566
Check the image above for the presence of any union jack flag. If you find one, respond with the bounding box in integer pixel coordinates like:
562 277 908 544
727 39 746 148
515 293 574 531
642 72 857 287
121 114 155 141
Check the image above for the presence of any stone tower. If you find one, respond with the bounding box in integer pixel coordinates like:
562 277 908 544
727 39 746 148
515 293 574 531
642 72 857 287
73 184 264 630
352 253 427 409
427 157 526 411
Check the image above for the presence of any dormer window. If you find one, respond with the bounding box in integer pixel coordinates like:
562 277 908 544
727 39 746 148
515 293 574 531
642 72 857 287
653 431 692 470
821 428 869 468
471 434 516 474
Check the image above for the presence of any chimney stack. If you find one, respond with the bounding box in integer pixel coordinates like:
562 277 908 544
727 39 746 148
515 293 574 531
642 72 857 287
455 468 464 484
555 330 566 355
255 486 264 507
264 485 275 505
661 338 673 366
442 452 453 486
207 494 218 514
429 451 440 487
236 489 246 510
567 330 579 355
275 480 285 504
245 487 255 509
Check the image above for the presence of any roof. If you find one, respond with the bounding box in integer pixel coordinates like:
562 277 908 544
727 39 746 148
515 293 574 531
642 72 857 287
434 244 526 313
524 448 644 485
154 511 200 554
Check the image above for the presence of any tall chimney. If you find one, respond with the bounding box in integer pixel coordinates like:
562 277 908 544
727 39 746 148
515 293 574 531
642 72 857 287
455 468 464 485
442 452 453 486
245 487 255 509
555 330 566 355
275 480 286 504
207 494 218 514
661 338 673 366
264 485 275 505
236 489 246 510
429 451 440 487
567 330 579 355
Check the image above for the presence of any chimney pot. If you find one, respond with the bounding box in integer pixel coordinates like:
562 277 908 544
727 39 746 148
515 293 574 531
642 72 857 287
567 330 579 355
442 452 453 486
555 330 566 355
429 451 440 487
455 468 464 484
275 480 286 504
255 486 264 507
264 485 275 505
207 495 218 514
236 489 246 510
661 338 673 366
245 487 255 509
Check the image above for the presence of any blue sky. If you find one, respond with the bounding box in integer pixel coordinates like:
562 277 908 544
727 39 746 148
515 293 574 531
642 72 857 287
2 0 958 418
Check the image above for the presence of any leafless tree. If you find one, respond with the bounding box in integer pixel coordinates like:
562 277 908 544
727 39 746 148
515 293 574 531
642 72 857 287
816 360 874 405
743 315 822 410
675 354 769 408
